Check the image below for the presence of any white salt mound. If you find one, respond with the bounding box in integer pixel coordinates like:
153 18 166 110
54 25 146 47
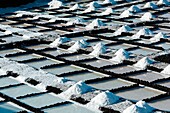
87 91 119 108
80 39 89 47
90 42 107 56
61 81 93 98
103 0 117 4
69 3 81 11
100 8 114 15
4 30 12 35
140 12 155 21
113 25 132 36
119 10 133 18
150 32 167 42
50 37 70 47
110 48 130 63
128 5 141 13
123 100 155 113
86 1 101 8
83 5 96 13
68 40 86 52
48 0 63 8
157 0 170 5
86 19 105 30
131 28 153 39
133 57 154 69
161 64 170 75
66 17 86 25
144 2 158 9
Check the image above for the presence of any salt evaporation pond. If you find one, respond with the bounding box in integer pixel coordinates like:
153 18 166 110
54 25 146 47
0 77 20 87
26 44 49 50
107 43 135 50
88 78 134 90
2 35 25 43
0 49 23 57
42 49 71 56
115 86 165 101
0 84 41 98
20 93 65 108
156 80 170 88
62 54 93 61
0 102 25 112
155 42 170 50
43 65 82 75
129 48 159 55
43 102 94 113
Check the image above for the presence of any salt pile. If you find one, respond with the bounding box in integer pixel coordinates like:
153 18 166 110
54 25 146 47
128 5 141 13
90 42 107 56
87 91 119 109
131 28 153 39
133 57 154 69
86 1 101 8
140 12 155 21
144 2 158 9
119 10 133 18
103 0 117 5
100 8 114 15
80 39 89 46
48 0 63 9
157 0 170 5
161 65 170 76
150 32 167 42
68 40 87 52
110 48 130 63
50 37 70 47
86 19 105 30
69 3 81 11
83 5 96 13
60 81 93 99
4 30 12 35
113 25 132 36
66 17 86 25
123 100 155 113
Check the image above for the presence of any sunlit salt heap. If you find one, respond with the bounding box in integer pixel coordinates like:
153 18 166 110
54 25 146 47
66 17 86 25
50 37 70 47
69 3 81 11
48 0 63 8
110 48 130 63
103 0 117 5
131 28 153 39
144 2 158 9
60 81 93 98
140 12 155 21
86 1 101 8
157 0 170 5
128 5 141 13
87 91 119 109
4 30 12 35
83 5 96 13
90 42 107 56
113 25 132 36
119 10 133 18
86 19 105 30
150 32 168 42
133 57 154 69
161 65 170 76
68 40 87 52
123 100 155 113
100 8 114 15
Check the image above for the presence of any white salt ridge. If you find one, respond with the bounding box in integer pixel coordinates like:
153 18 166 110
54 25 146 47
119 10 133 18
90 42 107 56
113 25 132 36
157 0 170 5
144 2 158 9
50 37 70 47
100 8 114 15
110 48 130 63
133 57 154 69
87 91 119 109
68 40 87 52
150 32 168 42
15 11 39 17
48 0 63 9
86 1 101 8
60 81 93 99
123 100 155 113
69 3 81 11
66 17 86 25
128 5 141 13
140 12 155 21
33 14 55 20
161 65 170 76
103 0 117 5
83 5 96 13
131 28 153 39
86 19 105 30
